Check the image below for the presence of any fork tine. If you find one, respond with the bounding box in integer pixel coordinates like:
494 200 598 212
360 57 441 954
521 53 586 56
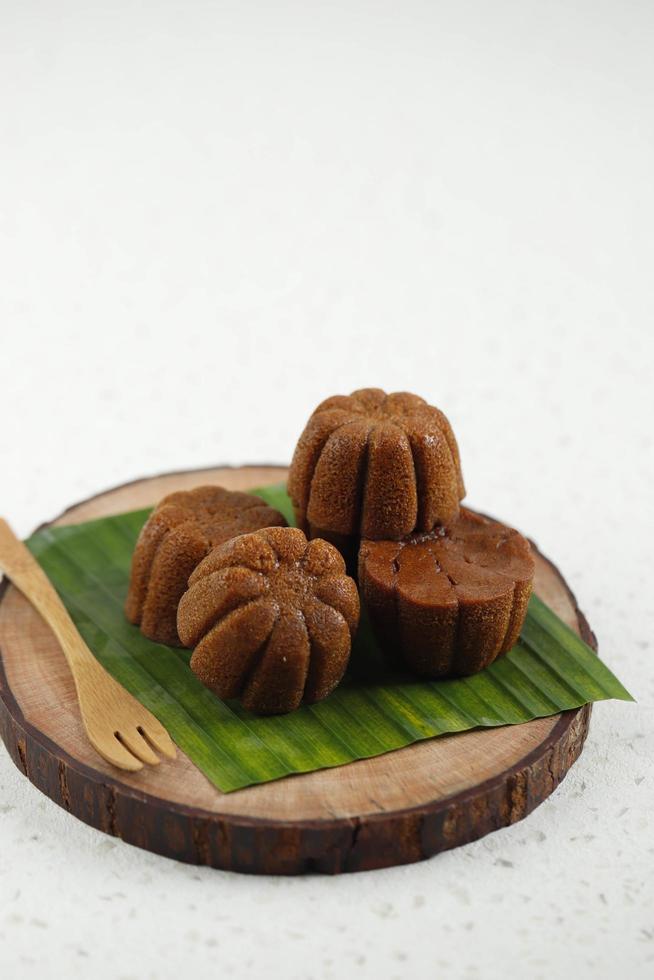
116 728 160 766
138 719 177 761
89 732 144 772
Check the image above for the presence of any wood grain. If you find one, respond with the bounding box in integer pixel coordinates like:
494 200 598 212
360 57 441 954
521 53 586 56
0 465 594 874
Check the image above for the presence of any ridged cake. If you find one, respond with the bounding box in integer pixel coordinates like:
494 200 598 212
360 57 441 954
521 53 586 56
288 388 465 551
358 508 534 677
125 486 286 646
177 526 360 715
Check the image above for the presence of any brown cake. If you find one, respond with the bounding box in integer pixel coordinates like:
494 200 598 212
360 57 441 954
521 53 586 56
177 526 360 715
125 486 287 646
358 508 535 678
288 388 465 551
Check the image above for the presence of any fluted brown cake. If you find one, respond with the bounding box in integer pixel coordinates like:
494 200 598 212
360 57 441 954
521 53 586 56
177 526 360 715
125 486 286 646
288 388 465 552
358 508 534 678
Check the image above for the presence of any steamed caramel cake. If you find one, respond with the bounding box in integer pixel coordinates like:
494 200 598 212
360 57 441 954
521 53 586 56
358 508 535 677
125 486 286 646
177 526 360 714
288 388 465 550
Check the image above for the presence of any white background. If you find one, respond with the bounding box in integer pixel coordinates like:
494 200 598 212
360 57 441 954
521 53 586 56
1 1 653 978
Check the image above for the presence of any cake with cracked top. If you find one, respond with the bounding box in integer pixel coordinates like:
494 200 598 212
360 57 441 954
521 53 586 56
358 508 534 677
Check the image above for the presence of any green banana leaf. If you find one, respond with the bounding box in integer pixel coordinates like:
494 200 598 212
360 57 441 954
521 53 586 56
25 484 633 793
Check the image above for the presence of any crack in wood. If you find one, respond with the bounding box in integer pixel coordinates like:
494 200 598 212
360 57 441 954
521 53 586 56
16 736 27 776
344 817 362 869
191 819 212 866
58 761 71 810
106 786 117 837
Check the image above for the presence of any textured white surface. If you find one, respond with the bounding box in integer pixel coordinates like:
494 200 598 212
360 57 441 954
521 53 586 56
1 2 653 978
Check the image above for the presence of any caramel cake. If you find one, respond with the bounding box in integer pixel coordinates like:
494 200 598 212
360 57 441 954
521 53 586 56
287 389 465 555
358 509 535 678
125 486 286 646
177 526 360 715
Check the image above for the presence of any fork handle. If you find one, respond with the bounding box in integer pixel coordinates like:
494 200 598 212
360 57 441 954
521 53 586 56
0 518 92 675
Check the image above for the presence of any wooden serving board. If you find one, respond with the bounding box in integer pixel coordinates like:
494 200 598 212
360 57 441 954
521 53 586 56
0 466 594 875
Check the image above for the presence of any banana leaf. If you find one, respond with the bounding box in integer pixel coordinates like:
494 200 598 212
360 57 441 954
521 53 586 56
25 484 633 792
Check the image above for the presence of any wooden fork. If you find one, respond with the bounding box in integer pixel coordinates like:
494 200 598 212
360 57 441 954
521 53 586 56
0 518 176 772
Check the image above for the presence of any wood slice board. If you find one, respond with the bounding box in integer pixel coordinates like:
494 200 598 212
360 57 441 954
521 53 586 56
0 466 594 875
